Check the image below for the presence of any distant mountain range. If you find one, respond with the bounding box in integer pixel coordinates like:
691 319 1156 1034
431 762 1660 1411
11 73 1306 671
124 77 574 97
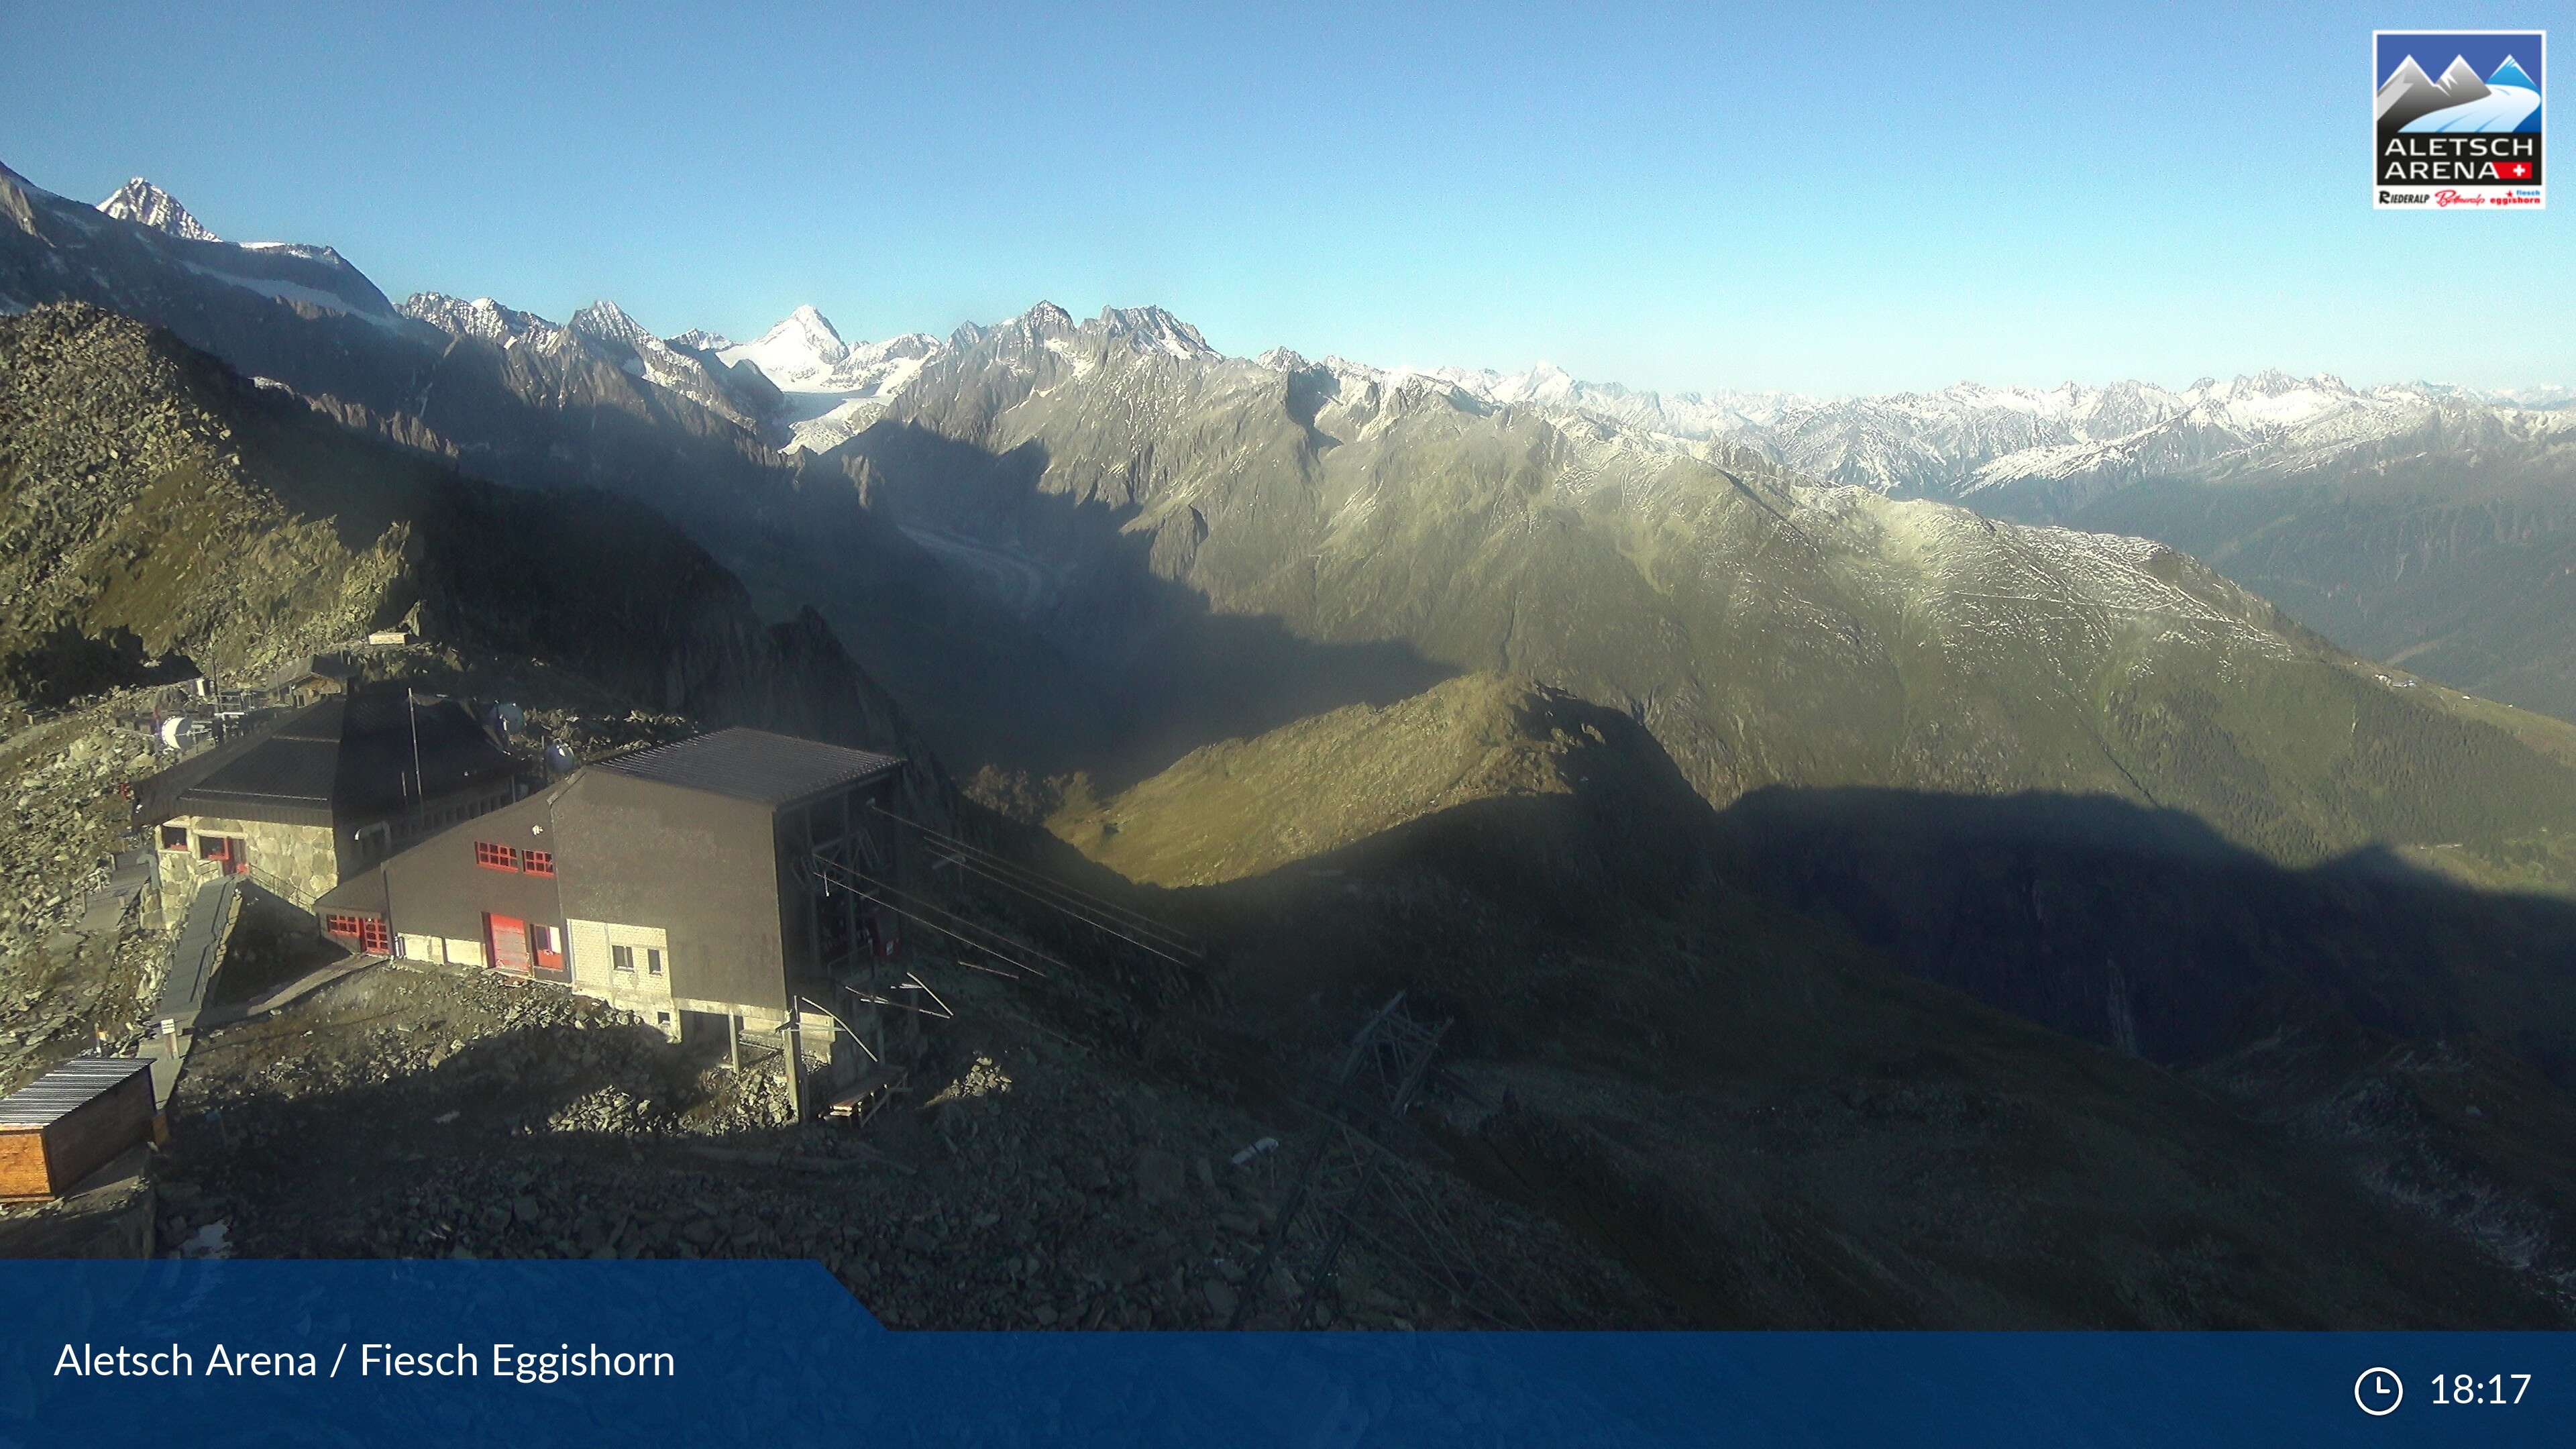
8 161 2575 730
665 296 2576 719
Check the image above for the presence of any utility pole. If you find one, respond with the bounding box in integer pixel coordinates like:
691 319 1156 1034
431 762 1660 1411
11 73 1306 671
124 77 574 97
408 690 424 822
782 999 804 1121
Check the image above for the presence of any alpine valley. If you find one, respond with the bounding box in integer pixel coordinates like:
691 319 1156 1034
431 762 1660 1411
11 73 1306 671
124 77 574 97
7 158 2576 1326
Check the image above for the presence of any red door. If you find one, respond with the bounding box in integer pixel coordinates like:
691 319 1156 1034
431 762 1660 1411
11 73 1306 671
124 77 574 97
486 914 533 976
530 923 566 977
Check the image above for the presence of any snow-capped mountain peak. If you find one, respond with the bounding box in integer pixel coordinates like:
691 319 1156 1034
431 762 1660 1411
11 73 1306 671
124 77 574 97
98 178 220 242
667 328 733 353
782 302 838 335
717 305 851 389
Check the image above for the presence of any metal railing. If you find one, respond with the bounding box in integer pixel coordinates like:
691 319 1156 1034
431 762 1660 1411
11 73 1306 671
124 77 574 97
234 862 324 913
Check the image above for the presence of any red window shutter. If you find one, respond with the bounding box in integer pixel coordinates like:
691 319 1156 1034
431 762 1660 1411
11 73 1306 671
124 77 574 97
525 850 554 877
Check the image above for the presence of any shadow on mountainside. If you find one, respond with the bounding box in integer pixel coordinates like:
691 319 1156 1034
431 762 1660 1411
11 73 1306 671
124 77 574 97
1715 786 2576 1087
1157 782 2576 1327
831 422 1458 790
1087 698 2576 1326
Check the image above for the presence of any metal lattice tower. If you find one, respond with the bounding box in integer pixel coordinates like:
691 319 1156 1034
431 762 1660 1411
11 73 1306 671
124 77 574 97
1228 993 1532 1330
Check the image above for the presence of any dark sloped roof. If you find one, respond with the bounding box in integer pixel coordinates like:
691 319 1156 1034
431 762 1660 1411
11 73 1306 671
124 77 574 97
176 690 520 826
314 867 388 916
176 698 345 824
596 728 902 806
0 1057 154 1128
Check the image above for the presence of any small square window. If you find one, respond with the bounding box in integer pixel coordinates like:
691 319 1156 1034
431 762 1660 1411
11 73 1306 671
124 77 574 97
612 944 636 973
474 841 519 871
160 825 189 851
524 850 553 877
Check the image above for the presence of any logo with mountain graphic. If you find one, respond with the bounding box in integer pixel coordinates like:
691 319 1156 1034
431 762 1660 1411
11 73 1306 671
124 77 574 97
2374 31 2545 208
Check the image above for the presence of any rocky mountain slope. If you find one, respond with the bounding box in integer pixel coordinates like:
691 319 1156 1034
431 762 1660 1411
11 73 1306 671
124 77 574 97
1045 669 2576 1324
823 303 2576 893
0 161 1095 777
0 303 947 810
1395 364 2576 721
696 294 2576 724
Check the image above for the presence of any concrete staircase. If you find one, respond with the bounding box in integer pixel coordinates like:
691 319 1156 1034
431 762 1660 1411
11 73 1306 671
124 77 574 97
146 877 239 1108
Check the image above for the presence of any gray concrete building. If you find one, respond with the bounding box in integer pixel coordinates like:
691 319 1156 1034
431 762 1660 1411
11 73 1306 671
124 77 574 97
315 729 907 1051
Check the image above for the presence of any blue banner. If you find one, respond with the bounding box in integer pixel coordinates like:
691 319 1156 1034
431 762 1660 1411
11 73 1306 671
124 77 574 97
0 1262 2567 1447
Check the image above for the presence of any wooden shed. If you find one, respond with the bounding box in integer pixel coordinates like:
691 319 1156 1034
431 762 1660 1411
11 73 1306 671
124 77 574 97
0 1058 160 1201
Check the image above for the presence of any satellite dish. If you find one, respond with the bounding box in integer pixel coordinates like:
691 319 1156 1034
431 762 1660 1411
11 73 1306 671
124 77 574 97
543 742 579 776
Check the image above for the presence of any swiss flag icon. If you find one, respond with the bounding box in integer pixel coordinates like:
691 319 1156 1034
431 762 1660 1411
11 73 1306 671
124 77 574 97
2497 160 2534 180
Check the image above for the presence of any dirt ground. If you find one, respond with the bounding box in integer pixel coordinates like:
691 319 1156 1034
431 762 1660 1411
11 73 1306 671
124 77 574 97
150 951 1669 1330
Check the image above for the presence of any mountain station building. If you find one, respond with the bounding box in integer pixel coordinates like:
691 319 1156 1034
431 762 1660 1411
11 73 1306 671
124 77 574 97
312 729 908 1049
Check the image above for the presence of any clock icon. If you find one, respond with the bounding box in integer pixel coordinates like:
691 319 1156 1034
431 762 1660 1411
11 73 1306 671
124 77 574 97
2356 1367 2404 1416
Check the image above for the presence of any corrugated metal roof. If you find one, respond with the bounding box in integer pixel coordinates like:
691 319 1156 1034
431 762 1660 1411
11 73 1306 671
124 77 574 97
0 1057 154 1129
596 728 903 806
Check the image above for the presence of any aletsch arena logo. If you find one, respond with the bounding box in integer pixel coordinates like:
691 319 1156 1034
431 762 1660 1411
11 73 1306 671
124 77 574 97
2374 30 2546 209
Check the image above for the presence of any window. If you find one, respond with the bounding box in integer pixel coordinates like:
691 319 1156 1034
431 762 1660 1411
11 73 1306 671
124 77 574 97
645 948 664 977
524 849 554 877
612 944 636 973
531 923 562 954
324 915 390 954
474 841 519 871
160 825 189 851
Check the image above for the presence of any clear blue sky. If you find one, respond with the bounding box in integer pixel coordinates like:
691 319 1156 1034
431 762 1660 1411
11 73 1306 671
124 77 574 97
2 0 2563 395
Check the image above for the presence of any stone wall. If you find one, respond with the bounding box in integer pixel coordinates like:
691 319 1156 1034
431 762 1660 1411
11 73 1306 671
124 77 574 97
152 816 337 923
